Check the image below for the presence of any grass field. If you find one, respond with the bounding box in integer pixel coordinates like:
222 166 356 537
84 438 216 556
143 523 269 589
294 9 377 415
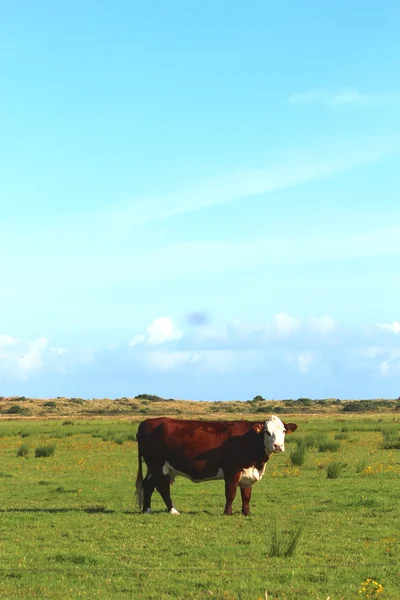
0 413 399 599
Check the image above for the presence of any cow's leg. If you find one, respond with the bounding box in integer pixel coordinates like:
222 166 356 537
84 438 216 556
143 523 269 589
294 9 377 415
223 473 240 515
142 473 156 513
240 486 252 516
155 473 180 514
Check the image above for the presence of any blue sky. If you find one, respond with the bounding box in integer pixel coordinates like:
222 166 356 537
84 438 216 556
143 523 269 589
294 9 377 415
1 1 399 400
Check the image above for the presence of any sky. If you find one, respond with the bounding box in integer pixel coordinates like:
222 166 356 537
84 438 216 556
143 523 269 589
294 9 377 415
1 1 400 400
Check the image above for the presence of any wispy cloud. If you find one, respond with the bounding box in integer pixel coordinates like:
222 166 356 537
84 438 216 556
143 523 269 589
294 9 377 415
105 139 394 231
376 321 400 334
288 88 400 108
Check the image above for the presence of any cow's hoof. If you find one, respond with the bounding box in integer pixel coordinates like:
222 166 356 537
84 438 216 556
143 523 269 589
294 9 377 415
143 508 151 514
169 507 180 515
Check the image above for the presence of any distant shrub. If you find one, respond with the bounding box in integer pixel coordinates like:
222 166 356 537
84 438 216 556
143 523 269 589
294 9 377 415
35 444 56 458
252 395 265 402
135 393 170 402
69 398 85 405
254 405 269 413
43 401 57 408
296 398 313 406
318 440 340 453
13 396 27 402
342 400 389 413
17 443 29 457
284 400 295 407
5 405 30 415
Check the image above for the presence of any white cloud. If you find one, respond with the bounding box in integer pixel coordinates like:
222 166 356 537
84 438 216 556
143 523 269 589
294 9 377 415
0 334 18 346
18 336 49 374
51 347 68 355
286 351 315 374
0 334 50 378
309 316 336 336
288 88 399 108
379 351 400 377
273 313 301 336
129 317 183 347
146 349 257 375
297 352 314 373
376 321 400 334
129 334 146 347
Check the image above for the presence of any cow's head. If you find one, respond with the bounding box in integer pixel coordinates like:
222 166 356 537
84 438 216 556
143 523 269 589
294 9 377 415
262 415 298 455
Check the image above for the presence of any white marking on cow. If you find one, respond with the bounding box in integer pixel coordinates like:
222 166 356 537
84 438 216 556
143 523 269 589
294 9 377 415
163 461 224 483
264 415 286 455
169 507 180 515
238 464 267 487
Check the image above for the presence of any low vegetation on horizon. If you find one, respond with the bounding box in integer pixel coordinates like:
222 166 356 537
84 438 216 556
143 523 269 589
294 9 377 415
0 394 399 419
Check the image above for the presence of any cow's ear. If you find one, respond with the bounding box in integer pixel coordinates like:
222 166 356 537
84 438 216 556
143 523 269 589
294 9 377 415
284 422 298 434
252 423 264 434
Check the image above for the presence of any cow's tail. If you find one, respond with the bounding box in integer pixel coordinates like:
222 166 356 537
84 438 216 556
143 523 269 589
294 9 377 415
135 434 144 512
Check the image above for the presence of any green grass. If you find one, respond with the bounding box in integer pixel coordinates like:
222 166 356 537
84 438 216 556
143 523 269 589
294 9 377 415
0 416 398 598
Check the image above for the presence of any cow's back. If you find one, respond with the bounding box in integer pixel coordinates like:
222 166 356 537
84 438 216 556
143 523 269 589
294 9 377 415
137 418 265 480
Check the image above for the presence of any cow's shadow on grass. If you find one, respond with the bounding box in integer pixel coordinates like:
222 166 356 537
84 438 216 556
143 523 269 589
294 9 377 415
0 506 114 514
0 507 215 516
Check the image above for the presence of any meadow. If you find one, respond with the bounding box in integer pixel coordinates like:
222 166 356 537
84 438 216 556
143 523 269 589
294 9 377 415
0 409 399 599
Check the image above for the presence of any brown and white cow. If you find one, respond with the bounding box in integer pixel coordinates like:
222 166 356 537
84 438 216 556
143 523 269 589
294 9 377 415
135 415 297 516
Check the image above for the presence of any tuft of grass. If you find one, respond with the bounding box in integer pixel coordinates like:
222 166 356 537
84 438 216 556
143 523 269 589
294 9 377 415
326 461 342 479
382 427 400 449
334 432 349 440
355 458 368 473
318 440 340 453
290 442 306 466
16 443 29 458
303 432 328 448
35 444 56 458
18 430 31 438
268 520 304 558
112 436 125 445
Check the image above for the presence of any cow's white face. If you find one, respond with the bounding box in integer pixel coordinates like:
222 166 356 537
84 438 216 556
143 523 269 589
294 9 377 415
263 415 297 455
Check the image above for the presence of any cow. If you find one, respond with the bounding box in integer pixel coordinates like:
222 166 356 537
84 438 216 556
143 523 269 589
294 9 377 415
135 415 298 516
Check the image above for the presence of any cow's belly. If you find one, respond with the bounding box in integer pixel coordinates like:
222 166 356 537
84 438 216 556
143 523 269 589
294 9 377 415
163 461 224 483
238 464 267 487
